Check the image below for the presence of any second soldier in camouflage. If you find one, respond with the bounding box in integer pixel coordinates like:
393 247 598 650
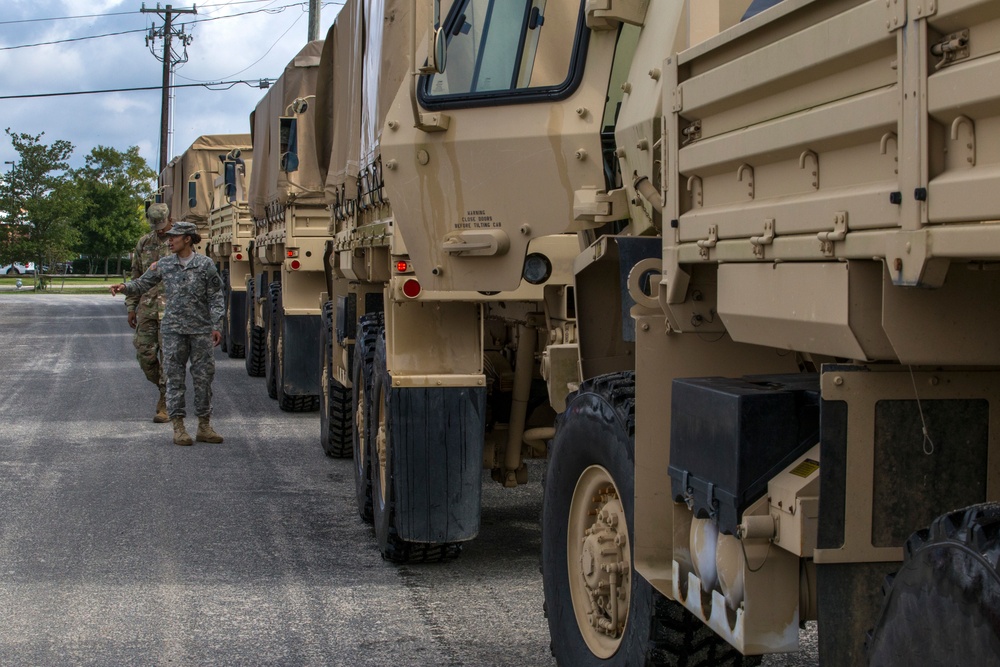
127 202 172 423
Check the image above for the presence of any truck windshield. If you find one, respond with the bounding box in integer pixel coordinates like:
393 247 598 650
421 0 585 107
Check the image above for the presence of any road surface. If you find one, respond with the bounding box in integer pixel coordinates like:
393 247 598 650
0 294 818 666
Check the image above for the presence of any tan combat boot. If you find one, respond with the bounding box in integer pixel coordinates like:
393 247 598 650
172 417 193 446
196 416 224 443
153 390 169 423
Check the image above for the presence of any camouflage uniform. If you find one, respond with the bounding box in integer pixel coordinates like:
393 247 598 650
124 252 225 419
126 230 170 390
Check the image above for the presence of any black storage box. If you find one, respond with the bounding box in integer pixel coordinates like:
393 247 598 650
668 374 819 535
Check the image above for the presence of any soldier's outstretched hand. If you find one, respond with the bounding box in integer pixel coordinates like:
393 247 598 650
110 283 126 296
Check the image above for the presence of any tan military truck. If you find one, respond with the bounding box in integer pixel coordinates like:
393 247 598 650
245 41 328 412
349 0 1000 664
313 0 585 561
157 134 254 355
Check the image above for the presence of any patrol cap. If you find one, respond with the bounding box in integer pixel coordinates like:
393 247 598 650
165 220 198 237
146 202 170 231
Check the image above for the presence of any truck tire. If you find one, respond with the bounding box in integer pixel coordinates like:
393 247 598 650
351 312 382 522
369 330 462 563
542 372 759 667
867 502 1000 666
244 276 266 377
319 301 352 457
264 282 280 400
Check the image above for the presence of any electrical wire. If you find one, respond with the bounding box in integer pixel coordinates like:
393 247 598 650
0 2 324 51
0 0 292 25
0 80 276 101
0 27 148 51
175 11 304 82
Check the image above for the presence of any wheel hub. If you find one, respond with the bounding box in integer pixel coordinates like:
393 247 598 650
568 466 631 658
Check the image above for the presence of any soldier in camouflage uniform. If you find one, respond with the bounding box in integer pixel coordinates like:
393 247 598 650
112 221 226 446
127 203 172 423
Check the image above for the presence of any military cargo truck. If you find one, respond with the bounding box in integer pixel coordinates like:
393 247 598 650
245 41 327 412
499 1 997 665
313 0 587 561
361 0 1000 664
157 135 254 356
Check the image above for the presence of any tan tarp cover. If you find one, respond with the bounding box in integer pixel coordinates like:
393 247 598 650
248 40 325 220
158 134 252 224
315 0 431 204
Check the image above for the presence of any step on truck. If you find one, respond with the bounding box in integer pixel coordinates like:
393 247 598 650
245 41 328 412
350 0 1000 664
158 134 254 357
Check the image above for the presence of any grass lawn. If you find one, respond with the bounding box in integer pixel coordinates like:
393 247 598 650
0 275 124 294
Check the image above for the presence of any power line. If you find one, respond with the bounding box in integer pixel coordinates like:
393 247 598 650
0 2 326 51
0 27 148 51
0 80 275 101
176 10 303 83
0 1 291 25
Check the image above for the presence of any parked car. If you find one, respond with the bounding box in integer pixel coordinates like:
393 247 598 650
1 262 35 275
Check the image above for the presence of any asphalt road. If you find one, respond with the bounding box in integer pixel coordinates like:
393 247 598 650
0 294 818 666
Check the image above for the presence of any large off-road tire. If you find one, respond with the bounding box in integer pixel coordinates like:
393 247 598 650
319 301 351 455
370 330 462 563
244 276 266 377
867 502 1000 665
543 372 759 667
351 312 382 523
264 282 280 400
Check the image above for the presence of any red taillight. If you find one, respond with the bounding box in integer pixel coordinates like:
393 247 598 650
396 260 409 273
290 260 301 270
235 253 243 260
402 278 421 299
286 249 299 258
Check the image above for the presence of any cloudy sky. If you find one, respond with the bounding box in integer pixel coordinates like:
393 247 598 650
0 0 343 173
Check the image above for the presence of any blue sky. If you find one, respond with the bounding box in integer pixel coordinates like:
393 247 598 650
0 0 343 173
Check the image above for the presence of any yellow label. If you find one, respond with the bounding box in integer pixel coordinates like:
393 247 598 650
789 459 820 478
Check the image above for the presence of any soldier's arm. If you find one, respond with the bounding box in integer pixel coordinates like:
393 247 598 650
206 264 225 332
125 238 143 312
123 265 162 297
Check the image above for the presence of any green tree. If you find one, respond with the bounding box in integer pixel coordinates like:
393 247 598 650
0 129 77 274
71 145 157 274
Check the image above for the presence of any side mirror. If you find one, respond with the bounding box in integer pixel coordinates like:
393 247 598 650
421 0 447 75
224 162 237 201
279 117 299 173
431 26 448 74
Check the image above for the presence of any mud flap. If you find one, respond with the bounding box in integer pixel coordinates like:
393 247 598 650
228 290 246 349
388 385 486 543
280 314 321 396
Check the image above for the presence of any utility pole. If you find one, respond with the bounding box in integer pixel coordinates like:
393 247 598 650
142 3 197 173
308 0 321 42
